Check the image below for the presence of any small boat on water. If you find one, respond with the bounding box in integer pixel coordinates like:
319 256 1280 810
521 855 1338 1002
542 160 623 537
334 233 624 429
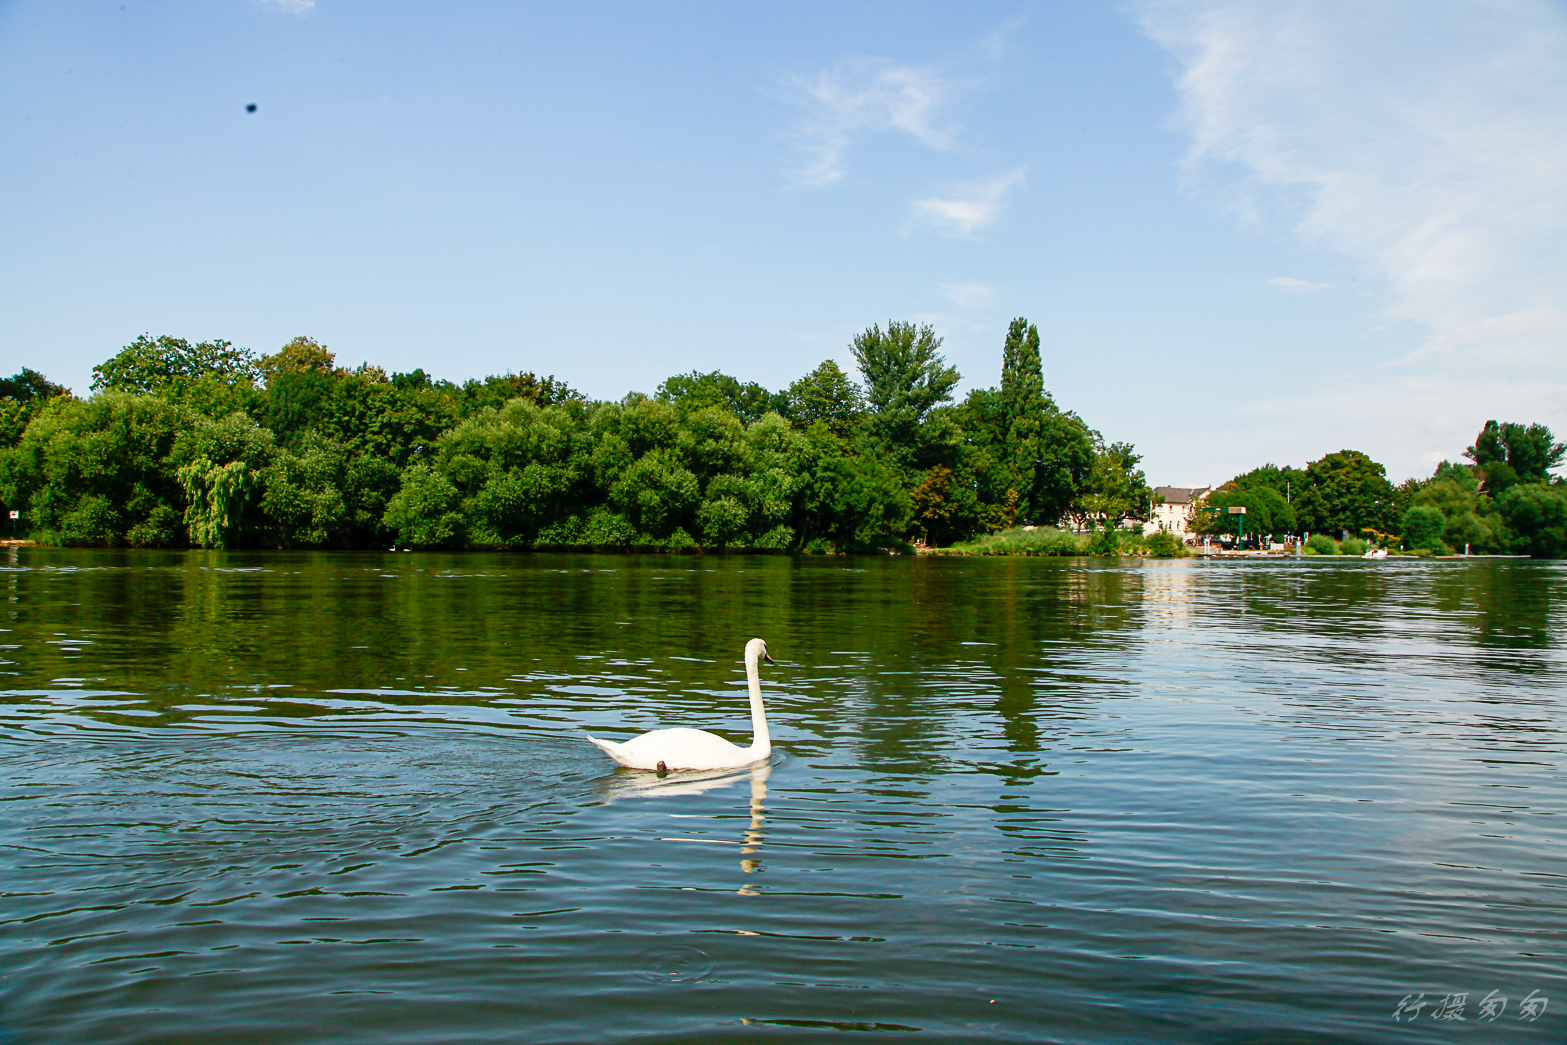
1364 548 1388 559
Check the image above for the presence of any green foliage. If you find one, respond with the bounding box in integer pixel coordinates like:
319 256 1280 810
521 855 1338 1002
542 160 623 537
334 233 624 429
852 320 960 472
1068 438 1152 531
976 317 1096 525
1401 504 1448 552
0 368 71 447
1442 511 1497 553
796 441 912 552
784 360 863 438
1496 483 1567 558
383 463 462 548
93 334 260 396
0 367 68 404
458 371 581 415
944 526 1084 556
1306 533 1339 555
179 458 259 549
1143 530 1189 558
1295 450 1396 537
262 435 351 546
657 370 781 424
1339 537 1369 556
1225 462 1306 500
257 336 337 386
1466 420 1564 491
0 392 188 545
1 319 1147 554
1193 485 1296 537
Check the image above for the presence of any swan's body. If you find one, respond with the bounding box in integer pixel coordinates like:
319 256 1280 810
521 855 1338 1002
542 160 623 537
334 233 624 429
587 638 773 771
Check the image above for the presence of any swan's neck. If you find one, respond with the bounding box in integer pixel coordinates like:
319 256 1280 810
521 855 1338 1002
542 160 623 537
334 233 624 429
745 650 770 757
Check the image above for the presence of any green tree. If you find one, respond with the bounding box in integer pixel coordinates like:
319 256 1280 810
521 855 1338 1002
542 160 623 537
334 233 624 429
1068 438 1152 531
999 318 1044 508
1192 485 1296 538
0 367 68 403
172 412 276 549
0 392 188 545
1294 450 1396 537
851 321 960 472
1224 462 1306 502
1465 420 1565 492
257 336 337 386
179 458 259 549
1401 505 1448 552
792 425 911 552
382 463 463 547
265 370 339 443
784 360 863 438
92 334 260 396
262 434 350 546
656 370 780 424
457 371 581 415
0 368 71 447
1496 484 1567 558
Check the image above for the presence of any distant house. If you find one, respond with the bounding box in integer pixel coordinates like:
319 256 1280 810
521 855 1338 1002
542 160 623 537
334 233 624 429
1152 486 1211 539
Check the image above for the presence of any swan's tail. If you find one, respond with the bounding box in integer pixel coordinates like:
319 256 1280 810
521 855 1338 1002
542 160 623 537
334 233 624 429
586 734 635 767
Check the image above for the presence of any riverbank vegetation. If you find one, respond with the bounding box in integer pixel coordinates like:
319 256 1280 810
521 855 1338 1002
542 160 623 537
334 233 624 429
0 320 1157 553
1201 421 1567 557
938 524 1189 558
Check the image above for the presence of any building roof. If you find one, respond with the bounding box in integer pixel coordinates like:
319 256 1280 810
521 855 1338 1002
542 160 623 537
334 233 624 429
1155 486 1211 505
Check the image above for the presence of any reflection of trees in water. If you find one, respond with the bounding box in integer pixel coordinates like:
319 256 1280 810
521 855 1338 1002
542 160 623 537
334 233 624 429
8 553 1147 779
1173 562 1564 680
1468 565 1558 652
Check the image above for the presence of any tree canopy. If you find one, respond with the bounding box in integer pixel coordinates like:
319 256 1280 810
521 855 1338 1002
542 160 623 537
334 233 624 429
1466 420 1566 493
0 320 1153 552
1294 450 1396 537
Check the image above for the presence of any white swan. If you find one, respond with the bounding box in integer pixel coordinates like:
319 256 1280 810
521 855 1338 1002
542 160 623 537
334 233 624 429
587 638 774 771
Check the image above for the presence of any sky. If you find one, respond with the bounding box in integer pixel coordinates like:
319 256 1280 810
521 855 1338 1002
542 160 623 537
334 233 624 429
2 0 1563 486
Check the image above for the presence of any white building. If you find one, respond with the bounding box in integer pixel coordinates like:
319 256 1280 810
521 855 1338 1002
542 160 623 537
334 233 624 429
1152 486 1211 540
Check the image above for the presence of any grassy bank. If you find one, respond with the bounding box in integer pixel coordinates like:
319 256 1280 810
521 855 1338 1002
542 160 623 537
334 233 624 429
933 526 1190 558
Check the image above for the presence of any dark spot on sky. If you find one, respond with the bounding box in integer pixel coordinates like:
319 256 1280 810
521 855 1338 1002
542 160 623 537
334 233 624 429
246 104 257 113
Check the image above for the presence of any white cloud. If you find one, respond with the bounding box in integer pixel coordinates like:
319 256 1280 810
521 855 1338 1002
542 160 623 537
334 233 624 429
1140 0 1567 477
1268 277 1331 292
788 59 961 187
261 0 315 12
939 282 998 307
910 168 1026 238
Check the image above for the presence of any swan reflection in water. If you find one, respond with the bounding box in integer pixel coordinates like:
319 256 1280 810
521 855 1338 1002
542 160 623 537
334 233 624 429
595 760 773 891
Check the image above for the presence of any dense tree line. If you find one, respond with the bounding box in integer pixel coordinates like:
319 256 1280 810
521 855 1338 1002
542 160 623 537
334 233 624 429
0 322 1153 552
1195 422 1567 555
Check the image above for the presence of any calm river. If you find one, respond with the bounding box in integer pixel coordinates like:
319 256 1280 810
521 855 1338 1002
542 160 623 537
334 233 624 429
1 549 1562 1043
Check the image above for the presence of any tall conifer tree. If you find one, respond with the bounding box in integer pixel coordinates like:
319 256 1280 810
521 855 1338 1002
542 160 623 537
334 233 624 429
1000 318 1044 515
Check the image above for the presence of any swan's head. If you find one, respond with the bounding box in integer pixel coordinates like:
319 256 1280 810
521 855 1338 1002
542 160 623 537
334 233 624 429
746 637 774 665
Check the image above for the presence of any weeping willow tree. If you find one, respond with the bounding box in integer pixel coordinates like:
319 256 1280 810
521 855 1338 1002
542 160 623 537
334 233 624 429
178 457 258 549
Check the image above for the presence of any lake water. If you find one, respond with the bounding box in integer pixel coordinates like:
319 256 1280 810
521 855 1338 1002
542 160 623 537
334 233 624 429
1 548 1562 1043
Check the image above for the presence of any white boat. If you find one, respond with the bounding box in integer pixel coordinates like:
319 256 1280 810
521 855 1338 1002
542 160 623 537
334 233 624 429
1364 548 1388 559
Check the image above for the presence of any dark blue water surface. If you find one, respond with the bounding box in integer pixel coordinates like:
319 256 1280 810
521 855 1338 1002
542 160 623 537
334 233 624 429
0 548 1562 1043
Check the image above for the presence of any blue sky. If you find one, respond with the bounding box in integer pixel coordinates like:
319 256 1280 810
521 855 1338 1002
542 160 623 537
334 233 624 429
3 1 1563 485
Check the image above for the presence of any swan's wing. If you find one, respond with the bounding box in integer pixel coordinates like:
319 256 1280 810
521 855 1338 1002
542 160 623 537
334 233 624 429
589 728 758 771
620 728 752 770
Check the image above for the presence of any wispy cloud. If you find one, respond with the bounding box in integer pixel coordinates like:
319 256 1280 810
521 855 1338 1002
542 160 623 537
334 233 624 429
787 59 962 187
979 17 1028 62
1140 0 1567 477
910 168 1026 238
939 283 998 307
261 0 315 13
1268 277 1331 292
